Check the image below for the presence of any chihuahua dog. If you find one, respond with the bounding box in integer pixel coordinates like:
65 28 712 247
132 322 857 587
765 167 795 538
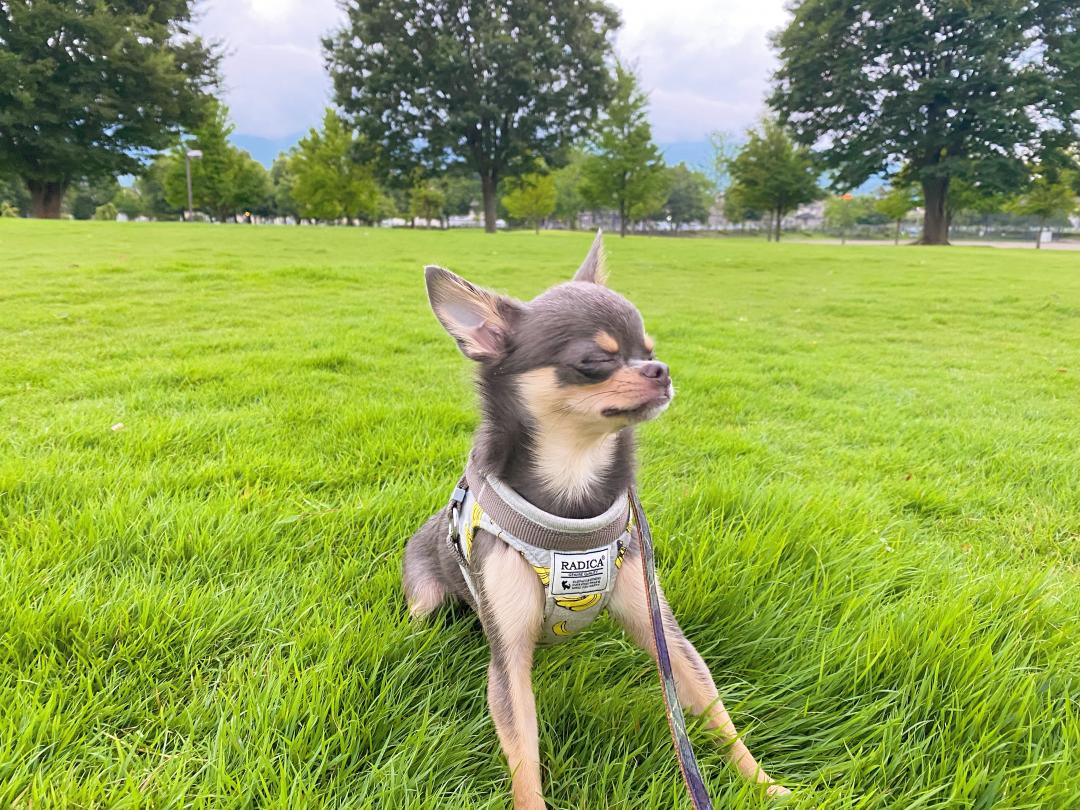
403 232 788 808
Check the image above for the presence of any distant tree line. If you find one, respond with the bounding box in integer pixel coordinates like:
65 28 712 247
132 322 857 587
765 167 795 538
2 0 1078 245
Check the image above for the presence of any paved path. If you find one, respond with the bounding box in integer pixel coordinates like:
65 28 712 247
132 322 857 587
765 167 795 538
790 238 1080 251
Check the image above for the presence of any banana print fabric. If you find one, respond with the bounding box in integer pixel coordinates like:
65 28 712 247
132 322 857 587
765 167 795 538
453 487 630 644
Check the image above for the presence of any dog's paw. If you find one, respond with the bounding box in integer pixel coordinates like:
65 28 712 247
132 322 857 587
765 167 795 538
766 783 792 800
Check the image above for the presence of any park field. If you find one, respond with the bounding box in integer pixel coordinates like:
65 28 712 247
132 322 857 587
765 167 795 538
1 220 1078 808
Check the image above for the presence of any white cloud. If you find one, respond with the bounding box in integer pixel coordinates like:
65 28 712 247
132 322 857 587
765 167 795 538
193 0 789 142
613 0 790 140
197 0 341 138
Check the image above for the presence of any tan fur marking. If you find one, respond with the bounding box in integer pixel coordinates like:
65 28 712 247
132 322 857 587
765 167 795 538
595 330 619 354
607 544 786 794
643 333 655 352
516 368 629 506
482 542 546 809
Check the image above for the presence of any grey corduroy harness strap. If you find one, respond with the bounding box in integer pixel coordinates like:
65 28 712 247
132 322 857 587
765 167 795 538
445 460 631 644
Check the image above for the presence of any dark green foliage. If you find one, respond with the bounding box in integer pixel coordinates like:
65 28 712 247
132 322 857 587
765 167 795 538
771 1 1080 244
0 0 220 217
441 172 482 219
0 173 30 216
580 66 668 236
270 155 301 223
64 176 120 221
662 163 714 229
324 0 619 232
135 159 183 221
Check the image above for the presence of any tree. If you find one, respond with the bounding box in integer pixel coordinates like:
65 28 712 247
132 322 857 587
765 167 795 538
1011 171 1079 249
66 177 120 221
662 163 714 229
324 0 619 233
824 194 857 244
502 173 557 233
876 185 920 245
580 66 669 237
0 174 30 217
112 188 145 220
727 118 820 242
552 151 588 229
707 130 739 194
93 202 118 221
0 0 219 218
442 172 482 221
771 1 1080 245
231 154 273 220
162 102 271 222
721 183 762 230
270 155 301 224
409 183 447 228
136 158 182 220
946 178 1009 235
289 109 382 224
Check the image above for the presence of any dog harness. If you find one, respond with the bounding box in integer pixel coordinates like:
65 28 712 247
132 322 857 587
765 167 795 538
446 461 632 644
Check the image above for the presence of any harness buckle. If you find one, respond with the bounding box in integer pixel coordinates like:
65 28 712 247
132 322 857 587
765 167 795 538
446 479 469 568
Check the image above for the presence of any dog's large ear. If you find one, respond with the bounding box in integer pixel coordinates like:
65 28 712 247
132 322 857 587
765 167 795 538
425 266 521 362
572 229 607 285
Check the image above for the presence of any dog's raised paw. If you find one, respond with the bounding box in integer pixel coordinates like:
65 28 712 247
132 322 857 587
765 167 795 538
766 783 793 800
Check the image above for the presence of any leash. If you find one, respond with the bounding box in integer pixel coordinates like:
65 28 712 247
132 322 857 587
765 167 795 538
629 487 714 810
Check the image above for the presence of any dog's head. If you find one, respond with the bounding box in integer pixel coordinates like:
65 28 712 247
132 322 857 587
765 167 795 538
424 231 673 434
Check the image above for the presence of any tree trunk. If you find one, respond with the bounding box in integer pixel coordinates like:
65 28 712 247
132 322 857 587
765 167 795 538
27 179 66 218
895 219 901 245
619 201 628 237
774 207 782 242
919 176 950 245
1036 216 1044 249
481 173 498 233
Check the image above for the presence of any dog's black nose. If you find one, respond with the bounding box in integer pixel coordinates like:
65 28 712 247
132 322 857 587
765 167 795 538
639 361 670 385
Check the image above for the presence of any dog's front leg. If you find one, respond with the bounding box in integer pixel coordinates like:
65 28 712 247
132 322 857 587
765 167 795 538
475 537 547 810
608 538 790 798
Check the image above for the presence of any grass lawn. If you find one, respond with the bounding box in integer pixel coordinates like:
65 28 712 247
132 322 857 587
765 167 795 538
1 220 1078 808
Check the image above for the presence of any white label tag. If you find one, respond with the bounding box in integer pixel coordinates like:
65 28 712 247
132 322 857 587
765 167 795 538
550 547 609 595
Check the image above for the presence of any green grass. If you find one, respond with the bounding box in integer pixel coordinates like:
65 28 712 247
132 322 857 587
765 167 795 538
1 220 1078 809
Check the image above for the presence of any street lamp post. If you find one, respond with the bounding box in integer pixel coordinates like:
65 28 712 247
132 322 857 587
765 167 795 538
184 149 203 221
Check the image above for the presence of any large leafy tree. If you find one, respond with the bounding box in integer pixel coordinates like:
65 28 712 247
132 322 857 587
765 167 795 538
324 0 619 233
289 109 382 224
727 118 821 242
770 1 1080 245
0 0 219 218
580 66 668 237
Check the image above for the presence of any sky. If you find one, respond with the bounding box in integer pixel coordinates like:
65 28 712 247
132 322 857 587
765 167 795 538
195 0 790 155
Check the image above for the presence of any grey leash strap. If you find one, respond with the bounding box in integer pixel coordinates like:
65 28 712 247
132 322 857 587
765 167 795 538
629 487 714 810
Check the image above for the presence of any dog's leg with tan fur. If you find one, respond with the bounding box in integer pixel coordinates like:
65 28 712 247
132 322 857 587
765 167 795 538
475 537 548 810
608 539 790 798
